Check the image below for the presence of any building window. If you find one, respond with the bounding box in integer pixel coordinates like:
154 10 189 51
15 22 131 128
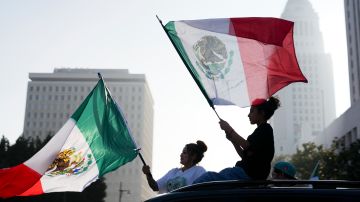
352 127 358 142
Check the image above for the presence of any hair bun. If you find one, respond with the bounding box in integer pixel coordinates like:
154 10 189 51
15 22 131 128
196 140 207 153
268 96 281 111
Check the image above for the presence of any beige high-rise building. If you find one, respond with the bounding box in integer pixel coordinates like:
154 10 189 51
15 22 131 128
315 0 360 149
22 68 155 202
272 0 336 155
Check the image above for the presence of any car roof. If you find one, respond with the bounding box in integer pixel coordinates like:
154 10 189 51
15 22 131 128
145 180 360 202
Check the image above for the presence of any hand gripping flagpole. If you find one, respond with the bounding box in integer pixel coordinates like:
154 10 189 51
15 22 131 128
156 15 221 120
97 73 151 174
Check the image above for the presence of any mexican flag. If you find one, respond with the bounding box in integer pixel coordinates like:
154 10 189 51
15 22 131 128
0 78 138 198
164 17 307 107
309 160 320 180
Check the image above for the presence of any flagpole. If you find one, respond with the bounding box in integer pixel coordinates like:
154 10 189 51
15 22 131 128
136 148 154 178
137 150 147 165
156 15 221 120
97 72 103 80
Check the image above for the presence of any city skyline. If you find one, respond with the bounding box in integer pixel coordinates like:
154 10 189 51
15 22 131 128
0 0 349 180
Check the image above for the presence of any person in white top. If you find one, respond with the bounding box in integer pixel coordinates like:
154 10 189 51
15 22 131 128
142 140 207 193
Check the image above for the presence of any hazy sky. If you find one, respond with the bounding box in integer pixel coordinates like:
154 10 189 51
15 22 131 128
0 0 349 179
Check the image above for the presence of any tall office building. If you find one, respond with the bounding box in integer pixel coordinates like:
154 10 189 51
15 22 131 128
345 0 360 105
22 68 155 202
272 0 336 155
315 0 360 149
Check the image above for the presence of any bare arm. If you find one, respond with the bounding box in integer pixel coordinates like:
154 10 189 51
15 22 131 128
142 165 159 191
219 119 250 157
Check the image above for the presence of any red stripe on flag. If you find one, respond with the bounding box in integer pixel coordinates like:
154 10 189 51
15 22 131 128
229 18 307 103
229 17 293 46
0 164 42 198
267 27 307 95
18 180 44 196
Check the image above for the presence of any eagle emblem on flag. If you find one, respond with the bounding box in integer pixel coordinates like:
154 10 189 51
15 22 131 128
193 35 233 80
45 147 93 177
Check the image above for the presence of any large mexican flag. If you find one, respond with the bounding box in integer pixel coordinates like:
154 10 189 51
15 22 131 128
0 78 138 198
164 17 307 107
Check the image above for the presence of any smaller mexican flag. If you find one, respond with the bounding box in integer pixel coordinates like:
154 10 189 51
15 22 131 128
0 77 138 198
309 160 320 180
164 17 307 107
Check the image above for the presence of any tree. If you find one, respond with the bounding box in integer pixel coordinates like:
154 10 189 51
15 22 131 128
289 139 360 180
291 142 325 179
337 140 360 180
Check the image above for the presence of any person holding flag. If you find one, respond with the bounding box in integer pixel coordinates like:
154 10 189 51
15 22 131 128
194 97 280 183
142 140 207 193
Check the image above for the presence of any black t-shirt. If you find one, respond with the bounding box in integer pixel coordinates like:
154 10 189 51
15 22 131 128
235 123 274 180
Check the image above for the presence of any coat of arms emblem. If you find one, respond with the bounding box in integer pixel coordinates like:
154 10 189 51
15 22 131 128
46 147 93 177
193 35 233 80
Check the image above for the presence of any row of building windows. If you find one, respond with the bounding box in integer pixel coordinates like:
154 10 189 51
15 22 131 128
294 21 316 36
292 123 322 132
293 114 321 121
28 93 143 103
26 110 143 120
29 85 143 94
292 86 319 92
292 94 320 100
340 127 358 149
26 102 143 115
29 94 85 102
292 102 321 108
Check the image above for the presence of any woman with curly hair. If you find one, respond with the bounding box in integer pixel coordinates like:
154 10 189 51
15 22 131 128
142 140 207 193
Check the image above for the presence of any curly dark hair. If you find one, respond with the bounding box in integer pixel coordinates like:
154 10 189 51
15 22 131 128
185 140 208 165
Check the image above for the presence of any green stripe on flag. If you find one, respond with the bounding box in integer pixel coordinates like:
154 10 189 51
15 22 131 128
165 22 212 106
71 79 138 176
